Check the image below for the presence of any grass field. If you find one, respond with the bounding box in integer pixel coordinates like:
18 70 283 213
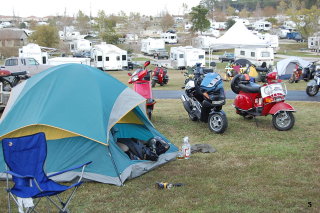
1 100 319 212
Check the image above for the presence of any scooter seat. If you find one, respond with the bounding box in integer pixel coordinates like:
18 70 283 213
239 82 261 93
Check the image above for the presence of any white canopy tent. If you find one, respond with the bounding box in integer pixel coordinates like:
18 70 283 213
209 21 269 50
208 21 270 66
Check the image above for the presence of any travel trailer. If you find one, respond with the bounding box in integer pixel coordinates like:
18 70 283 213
141 38 165 55
47 57 91 66
201 28 220 37
253 21 272 31
91 43 128 71
211 22 227 30
258 34 279 52
69 39 92 53
234 47 274 67
161 33 178 44
192 36 217 52
277 29 291 39
170 46 205 70
308 35 320 52
283 21 296 31
19 43 48 65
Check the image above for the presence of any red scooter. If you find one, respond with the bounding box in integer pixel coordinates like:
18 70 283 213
151 65 169 87
128 61 156 119
231 72 295 131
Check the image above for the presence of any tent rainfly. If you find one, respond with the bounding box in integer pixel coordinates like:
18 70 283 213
0 64 178 186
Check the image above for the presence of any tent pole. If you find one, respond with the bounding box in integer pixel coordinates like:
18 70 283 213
107 145 124 186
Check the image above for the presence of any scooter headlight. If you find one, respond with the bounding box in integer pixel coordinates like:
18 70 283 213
132 75 139 82
263 86 272 96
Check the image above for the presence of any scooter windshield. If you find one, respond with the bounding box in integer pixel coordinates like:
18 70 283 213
200 73 223 92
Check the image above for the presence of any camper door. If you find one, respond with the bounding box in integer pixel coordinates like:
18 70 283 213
103 53 122 70
93 50 104 69
186 50 205 67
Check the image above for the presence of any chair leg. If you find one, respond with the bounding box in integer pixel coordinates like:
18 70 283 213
27 198 42 213
59 186 80 212
7 192 11 213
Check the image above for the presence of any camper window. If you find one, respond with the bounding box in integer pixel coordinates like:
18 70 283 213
251 52 255 57
116 56 120 61
240 51 245 56
199 55 204 59
179 54 184 58
26 58 39 65
261 52 270 57
122 55 126 60
5 59 18 66
106 57 109 61
98 56 102 61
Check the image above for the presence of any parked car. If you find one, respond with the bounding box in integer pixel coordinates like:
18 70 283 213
127 61 141 70
219 53 235 63
151 49 169 59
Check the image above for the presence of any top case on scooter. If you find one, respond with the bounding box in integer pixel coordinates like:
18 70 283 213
200 73 223 92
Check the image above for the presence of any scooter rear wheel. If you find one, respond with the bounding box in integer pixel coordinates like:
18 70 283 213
272 111 295 131
208 113 228 134
147 108 152 120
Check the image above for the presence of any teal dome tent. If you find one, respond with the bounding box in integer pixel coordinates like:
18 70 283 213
0 64 178 186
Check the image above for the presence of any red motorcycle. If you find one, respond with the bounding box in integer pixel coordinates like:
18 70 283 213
231 72 295 131
151 65 169 87
128 61 156 119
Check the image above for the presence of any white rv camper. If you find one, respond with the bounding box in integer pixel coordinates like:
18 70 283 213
234 47 274 67
308 36 320 52
161 33 178 44
253 21 272 31
192 36 217 52
47 57 91 66
170 46 206 69
91 43 128 71
69 39 92 53
258 34 279 52
19 43 48 64
141 38 165 55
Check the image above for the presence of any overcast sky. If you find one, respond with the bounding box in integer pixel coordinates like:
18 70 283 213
0 0 201 17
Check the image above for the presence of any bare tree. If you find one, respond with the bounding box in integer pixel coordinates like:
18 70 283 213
160 13 175 32
76 10 90 34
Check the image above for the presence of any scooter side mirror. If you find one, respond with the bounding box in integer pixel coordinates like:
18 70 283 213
127 72 132 76
143 61 151 69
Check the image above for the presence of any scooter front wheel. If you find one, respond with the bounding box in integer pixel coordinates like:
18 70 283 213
272 111 295 131
306 85 319 96
151 80 156 88
208 113 228 134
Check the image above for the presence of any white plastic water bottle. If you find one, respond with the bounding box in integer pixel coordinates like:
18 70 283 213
182 136 191 159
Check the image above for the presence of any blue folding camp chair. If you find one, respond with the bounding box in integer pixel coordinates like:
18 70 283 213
1 132 92 213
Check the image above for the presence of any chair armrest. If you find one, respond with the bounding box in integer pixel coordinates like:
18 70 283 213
47 161 92 178
4 171 34 179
